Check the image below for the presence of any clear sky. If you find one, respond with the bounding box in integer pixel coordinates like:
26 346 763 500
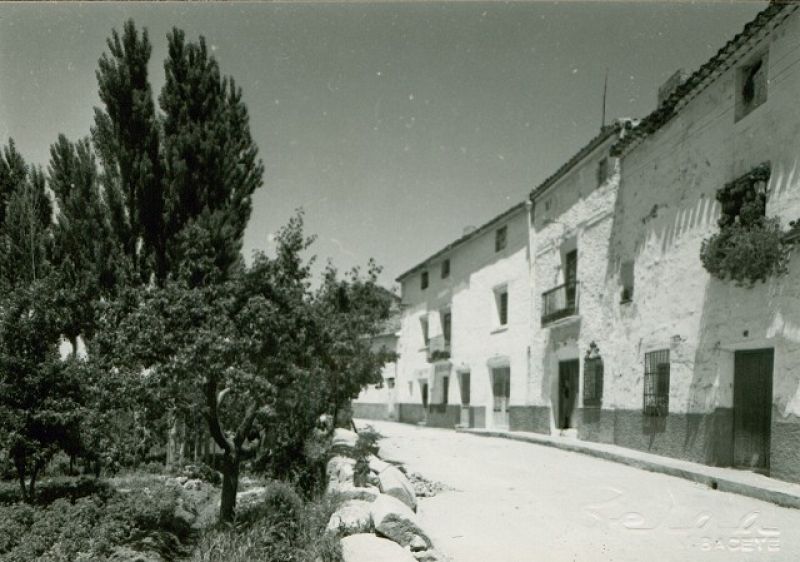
0 1 765 289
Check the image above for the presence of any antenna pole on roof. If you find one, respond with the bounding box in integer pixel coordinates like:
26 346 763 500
601 67 609 130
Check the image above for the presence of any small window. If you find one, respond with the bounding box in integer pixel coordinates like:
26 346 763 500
643 350 670 416
597 157 609 186
420 316 429 346
495 226 507 252
621 261 634 303
495 288 509 326
421 271 429 290
441 259 450 279
544 200 552 211
735 51 768 121
387 377 395 389
583 357 604 407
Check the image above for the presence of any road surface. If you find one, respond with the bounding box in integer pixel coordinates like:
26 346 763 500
358 420 800 562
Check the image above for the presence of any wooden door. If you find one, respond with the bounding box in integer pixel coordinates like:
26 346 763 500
559 360 580 429
733 349 773 471
492 367 510 428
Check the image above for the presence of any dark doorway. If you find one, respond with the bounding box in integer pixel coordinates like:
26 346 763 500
733 349 773 471
491 367 510 429
558 360 579 429
459 371 471 427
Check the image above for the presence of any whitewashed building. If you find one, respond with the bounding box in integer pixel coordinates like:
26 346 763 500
353 203 532 429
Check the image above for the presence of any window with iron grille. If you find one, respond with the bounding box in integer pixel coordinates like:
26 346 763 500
643 350 670 416
441 259 450 278
495 226 507 252
421 270 429 290
583 357 603 407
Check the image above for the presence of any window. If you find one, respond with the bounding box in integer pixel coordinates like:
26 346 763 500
420 316 429 347
387 377 395 389
442 311 452 345
494 288 509 326
643 350 670 416
735 51 768 121
597 157 609 186
441 259 450 279
583 357 604 407
495 226 507 252
621 261 634 303
420 271 429 290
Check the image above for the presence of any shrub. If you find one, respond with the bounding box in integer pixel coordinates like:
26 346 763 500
179 462 222 486
192 483 343 562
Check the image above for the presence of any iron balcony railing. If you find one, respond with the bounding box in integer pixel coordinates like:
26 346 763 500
541 281 579 326
427 334 451 362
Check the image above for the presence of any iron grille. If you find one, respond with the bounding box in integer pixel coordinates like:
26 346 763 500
583 357 604 407
643 349 670 416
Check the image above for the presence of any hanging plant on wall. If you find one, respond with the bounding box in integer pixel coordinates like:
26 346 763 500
700 163 796 287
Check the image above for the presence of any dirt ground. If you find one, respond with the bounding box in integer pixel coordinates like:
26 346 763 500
358 419 800 562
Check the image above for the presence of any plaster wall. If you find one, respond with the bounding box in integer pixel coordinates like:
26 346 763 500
384 206 532 429
529 134 622 434
601 11 800 476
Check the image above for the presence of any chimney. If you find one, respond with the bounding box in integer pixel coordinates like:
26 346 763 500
657 69 688 107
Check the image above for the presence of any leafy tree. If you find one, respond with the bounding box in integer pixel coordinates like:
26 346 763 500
0 279 84 502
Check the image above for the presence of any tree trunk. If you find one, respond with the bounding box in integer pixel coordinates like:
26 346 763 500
15 458 27 503
219 454 240 523
28 464 39 502
167 410 179 468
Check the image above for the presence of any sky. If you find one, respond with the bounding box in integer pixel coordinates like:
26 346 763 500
0 1 766 289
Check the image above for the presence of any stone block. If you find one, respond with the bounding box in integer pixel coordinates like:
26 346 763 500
341 533 417 562
371 494 431 549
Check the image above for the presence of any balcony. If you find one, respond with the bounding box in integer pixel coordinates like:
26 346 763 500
541 281 579 326
427 334 451 362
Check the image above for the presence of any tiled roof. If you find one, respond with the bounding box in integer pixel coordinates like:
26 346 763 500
611 1 798 157
528 120 631 202
395 201 527 282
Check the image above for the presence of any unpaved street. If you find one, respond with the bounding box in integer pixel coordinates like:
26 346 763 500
359 420 800 562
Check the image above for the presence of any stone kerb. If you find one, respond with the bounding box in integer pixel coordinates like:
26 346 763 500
324 426 447 562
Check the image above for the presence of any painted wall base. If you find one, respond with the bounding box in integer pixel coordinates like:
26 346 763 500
353 402 485 429
509 406 551 434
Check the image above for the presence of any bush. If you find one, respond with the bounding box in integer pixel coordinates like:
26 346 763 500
0 476 192 562
0 476 112 506
192 483 343 562
179 463 222 486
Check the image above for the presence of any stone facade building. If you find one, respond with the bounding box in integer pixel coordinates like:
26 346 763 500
353 2 800 483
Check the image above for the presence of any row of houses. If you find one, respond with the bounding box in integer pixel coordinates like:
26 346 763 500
354 2 800 484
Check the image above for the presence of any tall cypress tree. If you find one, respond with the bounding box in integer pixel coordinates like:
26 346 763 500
160 28 263 286
93 20 165 284
0 143 52 290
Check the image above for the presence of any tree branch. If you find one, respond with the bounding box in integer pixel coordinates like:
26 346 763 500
205 375 232 454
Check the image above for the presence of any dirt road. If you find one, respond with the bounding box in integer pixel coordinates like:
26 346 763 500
358 419 800 562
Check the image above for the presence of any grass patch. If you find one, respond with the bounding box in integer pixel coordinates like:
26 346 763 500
191 482 343 562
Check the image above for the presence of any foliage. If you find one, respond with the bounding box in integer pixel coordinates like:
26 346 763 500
0 279 86 502
0 482 187 562
700 163 795 286
0 476 112 506
191 483 343 562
